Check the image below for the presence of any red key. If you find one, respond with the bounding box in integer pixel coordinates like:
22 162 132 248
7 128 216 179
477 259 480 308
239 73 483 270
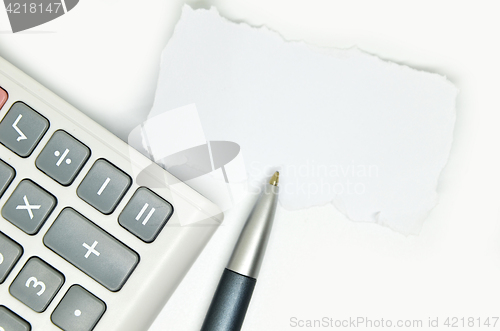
0 87 7 110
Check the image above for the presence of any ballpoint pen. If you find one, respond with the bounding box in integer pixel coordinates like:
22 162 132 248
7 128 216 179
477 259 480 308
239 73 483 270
200 172 280 331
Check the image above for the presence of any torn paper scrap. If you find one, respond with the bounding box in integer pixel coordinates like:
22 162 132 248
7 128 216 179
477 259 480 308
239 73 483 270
146 5 458 234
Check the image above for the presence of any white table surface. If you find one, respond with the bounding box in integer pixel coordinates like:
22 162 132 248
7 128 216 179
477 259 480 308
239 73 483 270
1 1 499 330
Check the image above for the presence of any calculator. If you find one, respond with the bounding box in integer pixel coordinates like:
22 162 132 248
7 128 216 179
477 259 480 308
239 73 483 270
0 55 223 331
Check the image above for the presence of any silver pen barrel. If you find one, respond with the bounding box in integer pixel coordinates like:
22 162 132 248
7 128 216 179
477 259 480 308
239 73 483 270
227 172 279 279
200 172 279 331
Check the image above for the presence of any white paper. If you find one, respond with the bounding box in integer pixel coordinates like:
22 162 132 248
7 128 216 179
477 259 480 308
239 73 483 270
144 5 458 234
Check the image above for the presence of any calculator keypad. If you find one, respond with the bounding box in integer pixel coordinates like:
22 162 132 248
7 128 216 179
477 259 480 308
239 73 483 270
0 158 15 198
2 180 57 235
36 130 91 186
77 159 131 215
44 208 139 292
118 188 174 243
0 305 31 331
51 285 106 331
0 232 23 284
0 82 176 330
0 102 49 157
10 257 64 313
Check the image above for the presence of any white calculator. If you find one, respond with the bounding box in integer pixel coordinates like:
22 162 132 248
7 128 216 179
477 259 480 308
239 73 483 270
0 55 223 331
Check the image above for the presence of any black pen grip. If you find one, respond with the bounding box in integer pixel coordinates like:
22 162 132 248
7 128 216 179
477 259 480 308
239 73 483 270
200 268 257 331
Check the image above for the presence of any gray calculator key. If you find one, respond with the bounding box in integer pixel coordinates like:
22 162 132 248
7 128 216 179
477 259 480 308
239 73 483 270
36 130 90 186
0 232 23 284
0 102 49 157
118 188 173 243
51 285 106 331
10 257 64 313
0 306 31 331
2 180 57 235
44 208 139 292
77 159 131 214
0 159 15 198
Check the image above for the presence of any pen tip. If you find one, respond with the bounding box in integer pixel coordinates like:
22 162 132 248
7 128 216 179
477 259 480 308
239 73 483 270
269 171 279 186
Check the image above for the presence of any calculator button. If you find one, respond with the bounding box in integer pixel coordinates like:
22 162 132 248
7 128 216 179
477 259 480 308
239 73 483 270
77 159 131 215
9 257 64 313
0 306 31 331
44 208 139 292
0 232 23 284
0 87 7 110
36 130 90 186
51 285 106 331
1 180 57 235
118 188 173 243
0 158 15 198
0 102 49 157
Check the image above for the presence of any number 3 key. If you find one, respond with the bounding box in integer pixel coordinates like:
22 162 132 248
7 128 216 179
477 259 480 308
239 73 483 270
9 257 64 312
